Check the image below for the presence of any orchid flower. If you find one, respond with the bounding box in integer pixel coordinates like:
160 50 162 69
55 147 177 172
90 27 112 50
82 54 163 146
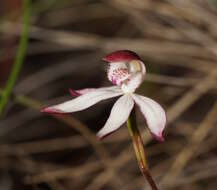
41 50 166 141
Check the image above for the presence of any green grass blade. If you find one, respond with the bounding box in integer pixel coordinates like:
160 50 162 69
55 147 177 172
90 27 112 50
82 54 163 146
0 0 31 116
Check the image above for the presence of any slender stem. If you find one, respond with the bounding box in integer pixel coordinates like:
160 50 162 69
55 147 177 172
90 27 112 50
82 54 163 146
0 0 31 116
127 108 159 190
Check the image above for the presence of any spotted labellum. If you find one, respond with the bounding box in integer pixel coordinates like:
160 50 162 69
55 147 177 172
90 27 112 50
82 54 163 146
41 50 166 141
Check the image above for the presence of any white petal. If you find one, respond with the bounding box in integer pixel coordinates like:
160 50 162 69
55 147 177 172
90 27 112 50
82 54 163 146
42 87 123 113
132 94 166 141
97 94 134 138
121 72 143 93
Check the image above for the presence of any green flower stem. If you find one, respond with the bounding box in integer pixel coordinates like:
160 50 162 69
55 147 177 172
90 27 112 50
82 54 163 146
0 0 31 116
127 108 159 190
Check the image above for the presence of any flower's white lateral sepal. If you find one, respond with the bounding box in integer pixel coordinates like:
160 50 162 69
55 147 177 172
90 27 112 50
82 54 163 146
132 94 166 141
41 88 123 113
97 94 134 139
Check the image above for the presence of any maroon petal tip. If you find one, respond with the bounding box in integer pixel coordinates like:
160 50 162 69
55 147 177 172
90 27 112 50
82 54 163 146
96 134 110 141
41 107 62 114
96 129 119 140
151 133 165 142
96 135 104 141
103 50 141 63
69 89 80 97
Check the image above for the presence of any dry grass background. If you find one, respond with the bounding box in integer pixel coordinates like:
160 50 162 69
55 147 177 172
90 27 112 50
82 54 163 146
0 0 217 189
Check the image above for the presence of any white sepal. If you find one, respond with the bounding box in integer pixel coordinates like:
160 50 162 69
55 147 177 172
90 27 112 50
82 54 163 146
97 94 134 138
132 94 166 141
42 87 123 113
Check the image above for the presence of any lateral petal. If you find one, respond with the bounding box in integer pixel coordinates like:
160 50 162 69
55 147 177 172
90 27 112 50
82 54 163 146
97 94 134 138
41 88 123 113
132 94 166 141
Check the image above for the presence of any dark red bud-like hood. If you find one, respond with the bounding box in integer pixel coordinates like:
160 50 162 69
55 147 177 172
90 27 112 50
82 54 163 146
103 50 142 63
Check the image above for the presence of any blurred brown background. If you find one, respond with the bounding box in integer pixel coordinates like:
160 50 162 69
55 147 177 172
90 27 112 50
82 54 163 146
0 0 217 189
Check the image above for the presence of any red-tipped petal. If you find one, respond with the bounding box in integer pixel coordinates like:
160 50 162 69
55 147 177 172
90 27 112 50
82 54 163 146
132 94 166 142
97 94 134 138
41 107 64 114
103 50 142 63
41 89 123 114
